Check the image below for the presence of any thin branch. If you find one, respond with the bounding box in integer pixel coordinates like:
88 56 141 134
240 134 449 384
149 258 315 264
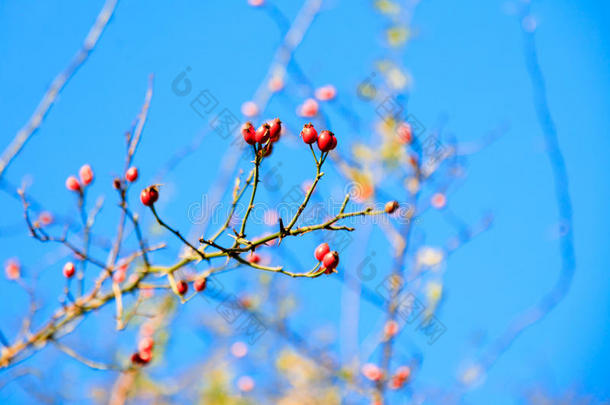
53 340 119 371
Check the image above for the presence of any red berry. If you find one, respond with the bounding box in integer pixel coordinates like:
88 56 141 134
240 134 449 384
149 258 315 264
255 123 270 144
138 336 154 353
248 253 261 264
300 123 318 144
140 186 159 206
322 251 339 270
65 176 81 192
268 118 282 142
317 130 335 152
242 122 256 145
79 164 94 186
194 278 207 292
176 280 188 295
314 243 330 261
125 167 138 182
63 262 75 278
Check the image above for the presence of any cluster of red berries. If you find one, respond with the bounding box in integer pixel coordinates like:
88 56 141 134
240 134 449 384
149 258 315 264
300 123 337 153
175 277 207 296
65 164 94 192
314 243 339 274
131 336 154 366
241 118 281 156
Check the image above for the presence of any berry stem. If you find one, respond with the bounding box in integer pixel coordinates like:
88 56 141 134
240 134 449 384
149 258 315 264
237 145 261 239
203 167 256 252
285 149 325 232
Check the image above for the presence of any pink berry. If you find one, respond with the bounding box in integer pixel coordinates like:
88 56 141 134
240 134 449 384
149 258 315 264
362 363 383 381
298 98 318 117
322 251 339 270
315 85 337 101
65 176 81 192
268 76 284 92
125 167 138 182
431 193 446 209
237 376 255 392
231 341 248 358
79 164 94 186
300 123 318 144
63 262 75 278
241 101 259 117
314 243 330 262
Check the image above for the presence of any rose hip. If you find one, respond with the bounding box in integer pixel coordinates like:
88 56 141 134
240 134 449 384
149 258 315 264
125 167 138 182
301 123 318 144
314 243 330 261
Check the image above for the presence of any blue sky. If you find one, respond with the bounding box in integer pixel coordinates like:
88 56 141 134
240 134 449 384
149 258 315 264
0 1 609 403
